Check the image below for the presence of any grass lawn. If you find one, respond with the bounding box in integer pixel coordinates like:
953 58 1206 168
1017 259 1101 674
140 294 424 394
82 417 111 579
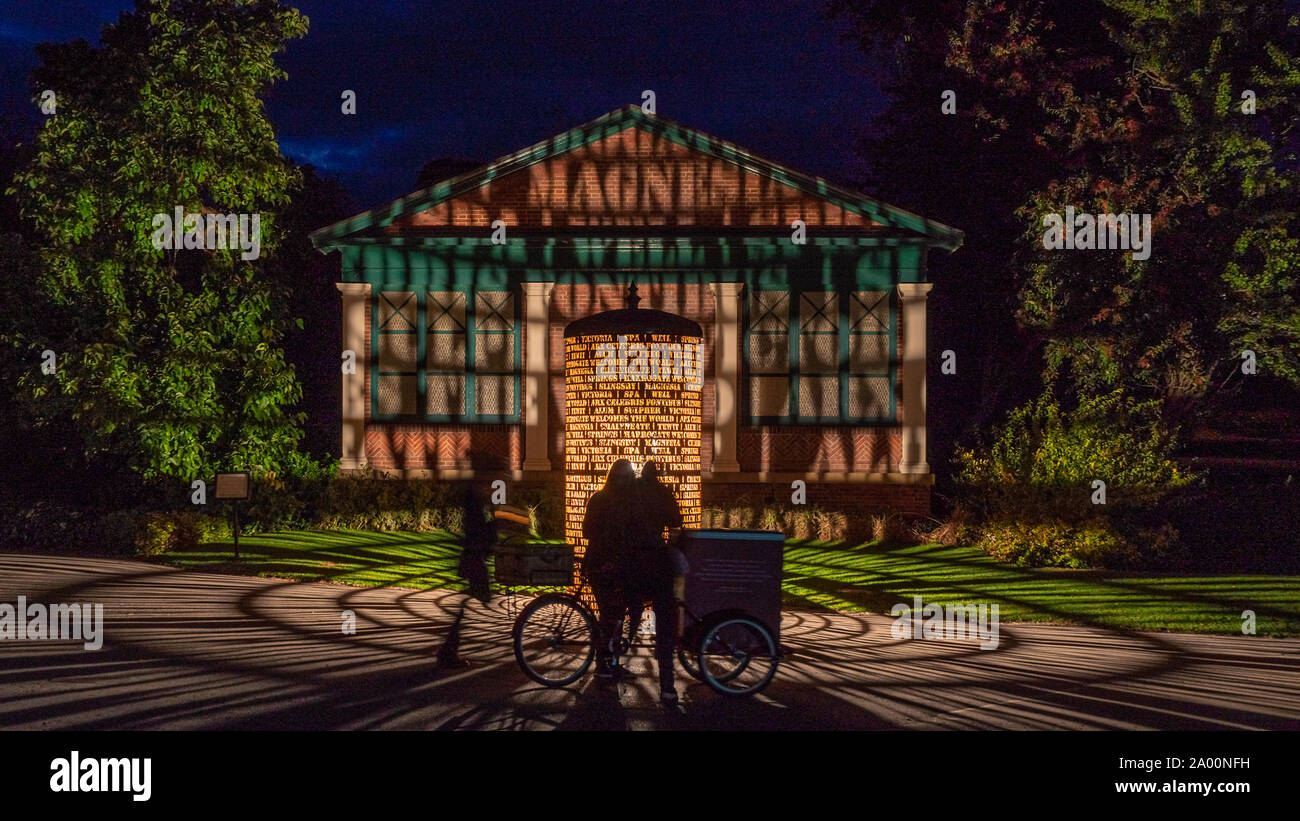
158 529 1300 637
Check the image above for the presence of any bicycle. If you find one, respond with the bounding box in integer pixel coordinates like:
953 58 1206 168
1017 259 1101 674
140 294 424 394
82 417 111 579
510 570 781 697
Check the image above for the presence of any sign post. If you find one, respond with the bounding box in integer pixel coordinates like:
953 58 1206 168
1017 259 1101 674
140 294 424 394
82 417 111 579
214 472 251 560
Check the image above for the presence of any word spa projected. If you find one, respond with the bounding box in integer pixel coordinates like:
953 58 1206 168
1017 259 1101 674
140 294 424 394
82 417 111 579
564 305 704 576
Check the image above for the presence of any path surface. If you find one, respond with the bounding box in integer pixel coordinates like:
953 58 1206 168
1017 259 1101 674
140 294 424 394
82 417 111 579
2 554 1298 730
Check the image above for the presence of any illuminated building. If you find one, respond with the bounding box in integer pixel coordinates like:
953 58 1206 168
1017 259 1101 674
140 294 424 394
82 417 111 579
311 106 963 519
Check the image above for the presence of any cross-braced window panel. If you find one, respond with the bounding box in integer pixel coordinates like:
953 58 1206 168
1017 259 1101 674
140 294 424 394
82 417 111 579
846 290 894 422
371 287 519 421
377 291 419 417
799 292 839 333
746 287 897 424
379 291 417 330
427 292 466 331
475 292 515 332
750 291 789 332
849 291 889 332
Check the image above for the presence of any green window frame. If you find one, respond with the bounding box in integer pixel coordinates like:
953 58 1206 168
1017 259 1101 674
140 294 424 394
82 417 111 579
371 286 520 422
744 287 897 424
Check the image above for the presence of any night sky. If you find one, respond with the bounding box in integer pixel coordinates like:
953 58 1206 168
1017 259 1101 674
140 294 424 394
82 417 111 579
1 0 885 211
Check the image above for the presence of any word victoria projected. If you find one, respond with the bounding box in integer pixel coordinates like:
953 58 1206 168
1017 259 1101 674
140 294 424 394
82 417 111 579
564 325 703 577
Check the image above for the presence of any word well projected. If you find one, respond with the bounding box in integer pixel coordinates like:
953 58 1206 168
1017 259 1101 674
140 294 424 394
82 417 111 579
564 331 703 573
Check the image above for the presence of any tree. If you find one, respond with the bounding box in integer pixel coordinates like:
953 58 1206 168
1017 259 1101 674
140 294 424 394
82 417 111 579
5 0 312 485
833 0 1300 436
1016 0 1300 425
830 0 1127 466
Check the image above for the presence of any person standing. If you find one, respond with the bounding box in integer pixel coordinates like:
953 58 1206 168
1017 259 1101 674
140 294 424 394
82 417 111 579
582 459 639 679
438 480 497 669
634 460 684 706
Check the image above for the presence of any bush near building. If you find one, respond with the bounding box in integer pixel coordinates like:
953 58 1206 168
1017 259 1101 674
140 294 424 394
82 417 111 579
954 388 1195 568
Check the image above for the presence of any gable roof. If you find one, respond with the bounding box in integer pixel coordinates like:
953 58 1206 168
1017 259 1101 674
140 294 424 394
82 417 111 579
310 105 963 252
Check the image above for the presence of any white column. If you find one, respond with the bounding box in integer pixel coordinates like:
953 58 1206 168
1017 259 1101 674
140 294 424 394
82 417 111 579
708 281 744 472
337 282 370 471
897 282 933 474
521 281 556 471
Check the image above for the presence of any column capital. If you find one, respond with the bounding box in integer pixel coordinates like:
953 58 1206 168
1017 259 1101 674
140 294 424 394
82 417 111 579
521 281 555 299
708 281 745 298
336 282 370 296
896 281 933 300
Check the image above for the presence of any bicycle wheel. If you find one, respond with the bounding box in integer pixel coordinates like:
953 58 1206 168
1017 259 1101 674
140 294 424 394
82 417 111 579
677 647 703 681
698 616 778 696
513 594 596 687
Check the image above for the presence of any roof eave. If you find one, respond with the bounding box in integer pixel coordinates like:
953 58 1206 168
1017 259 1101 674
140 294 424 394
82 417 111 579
310 105 965 252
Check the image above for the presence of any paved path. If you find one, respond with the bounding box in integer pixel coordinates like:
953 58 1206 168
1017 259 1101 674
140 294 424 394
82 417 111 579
1 554 1298 730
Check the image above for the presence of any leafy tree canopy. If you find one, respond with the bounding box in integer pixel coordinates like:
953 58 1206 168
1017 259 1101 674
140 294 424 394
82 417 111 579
6 0 313 484
834 0 1300 431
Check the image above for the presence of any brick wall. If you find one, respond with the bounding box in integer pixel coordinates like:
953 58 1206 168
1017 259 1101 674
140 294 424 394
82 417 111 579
703 481 930 517
365 425 521 470
735 427 901 472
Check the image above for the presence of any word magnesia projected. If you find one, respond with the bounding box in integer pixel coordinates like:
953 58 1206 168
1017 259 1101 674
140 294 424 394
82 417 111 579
565 332 703 576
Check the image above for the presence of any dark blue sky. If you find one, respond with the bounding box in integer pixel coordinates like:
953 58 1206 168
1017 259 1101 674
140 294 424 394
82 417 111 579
0 0 886 210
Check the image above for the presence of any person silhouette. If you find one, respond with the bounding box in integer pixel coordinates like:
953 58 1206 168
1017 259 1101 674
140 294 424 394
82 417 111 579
582 459 640 680
633 460 684 706
438 480 497 669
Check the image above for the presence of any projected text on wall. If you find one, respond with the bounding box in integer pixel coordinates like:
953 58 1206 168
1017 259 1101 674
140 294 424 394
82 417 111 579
564 332 703 577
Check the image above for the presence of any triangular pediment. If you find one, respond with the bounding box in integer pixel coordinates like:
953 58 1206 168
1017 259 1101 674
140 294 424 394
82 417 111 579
312 106 963 250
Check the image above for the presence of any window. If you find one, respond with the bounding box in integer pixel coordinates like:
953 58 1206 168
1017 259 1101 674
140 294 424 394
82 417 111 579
372 287 519 421
745 288 896 423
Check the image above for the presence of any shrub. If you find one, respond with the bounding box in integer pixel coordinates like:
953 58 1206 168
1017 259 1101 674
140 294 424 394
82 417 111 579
133 513 175 556
787 509 813 540
975 518 1138 569
956 388 1193 512
94 510 140 555
0 503 92 552
911 506 976 547
955 387 1195 567
511 486 564 538
870 513 911 546
191 514 232 544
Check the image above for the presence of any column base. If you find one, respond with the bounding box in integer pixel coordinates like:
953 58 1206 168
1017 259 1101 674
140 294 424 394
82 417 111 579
522 459 553 471
897 461 930 475
710 460 741 473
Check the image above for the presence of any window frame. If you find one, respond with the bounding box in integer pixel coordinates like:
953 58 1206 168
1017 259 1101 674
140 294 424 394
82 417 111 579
370 284 522 423
743 286 898 425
